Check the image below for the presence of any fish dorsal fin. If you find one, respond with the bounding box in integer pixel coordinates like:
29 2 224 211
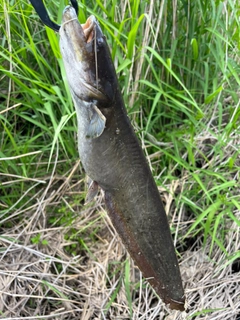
86 105 106 139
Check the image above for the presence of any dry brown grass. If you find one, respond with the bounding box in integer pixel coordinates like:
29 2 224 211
0 157 239 320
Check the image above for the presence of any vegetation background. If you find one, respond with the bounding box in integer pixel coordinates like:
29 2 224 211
0 0 239 319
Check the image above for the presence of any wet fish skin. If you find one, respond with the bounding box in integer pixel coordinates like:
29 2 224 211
59 6 185 311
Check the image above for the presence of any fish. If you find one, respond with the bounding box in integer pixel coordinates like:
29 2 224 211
30 0 185 311
59 6 185 311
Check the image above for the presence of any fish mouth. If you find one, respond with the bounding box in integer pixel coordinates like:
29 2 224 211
62 6 96 44
60 6 100 65
82 16 95 43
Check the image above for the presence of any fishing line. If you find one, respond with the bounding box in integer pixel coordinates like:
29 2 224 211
61 18 78 28
94 24 99 90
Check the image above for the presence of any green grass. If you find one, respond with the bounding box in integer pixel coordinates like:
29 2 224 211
0 0 239 318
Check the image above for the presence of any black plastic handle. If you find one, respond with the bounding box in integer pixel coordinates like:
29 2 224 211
29 0 79 32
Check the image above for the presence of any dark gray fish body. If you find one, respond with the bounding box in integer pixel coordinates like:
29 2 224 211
59 6 185 311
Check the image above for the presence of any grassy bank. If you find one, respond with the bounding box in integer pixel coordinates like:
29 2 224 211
0 0 239 319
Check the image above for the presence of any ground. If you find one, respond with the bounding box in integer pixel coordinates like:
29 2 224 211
0 159 239 319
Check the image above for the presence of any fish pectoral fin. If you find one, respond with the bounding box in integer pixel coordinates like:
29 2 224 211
86 105 106 139
85 180 99 204
82 82 107 102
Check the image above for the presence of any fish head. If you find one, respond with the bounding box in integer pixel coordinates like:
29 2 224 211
60 6 116 107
